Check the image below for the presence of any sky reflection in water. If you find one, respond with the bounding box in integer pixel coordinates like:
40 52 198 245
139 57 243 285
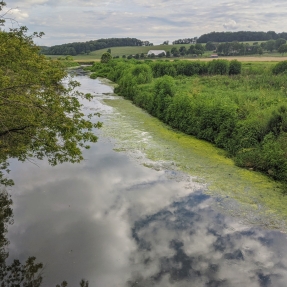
6 76 287 287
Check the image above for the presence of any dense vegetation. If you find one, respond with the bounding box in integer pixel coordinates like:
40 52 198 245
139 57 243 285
198 31 287 43
0 26 102 186
42 38 144 55
90 58 287 186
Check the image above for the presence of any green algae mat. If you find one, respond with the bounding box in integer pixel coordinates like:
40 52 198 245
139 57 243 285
98 90 287 231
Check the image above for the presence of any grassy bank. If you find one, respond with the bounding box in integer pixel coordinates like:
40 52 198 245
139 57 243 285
90 59 287 188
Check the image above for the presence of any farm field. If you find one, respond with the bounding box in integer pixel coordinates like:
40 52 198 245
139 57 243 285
45 40 287 62
47 50 287 64
197 56 287 62
46 44 191 60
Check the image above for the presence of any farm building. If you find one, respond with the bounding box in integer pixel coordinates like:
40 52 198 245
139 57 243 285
147 50 166 56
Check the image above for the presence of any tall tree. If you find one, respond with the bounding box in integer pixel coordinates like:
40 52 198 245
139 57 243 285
275 38 286 49
100 52 112 63
278 44 287 55
266 40 276 52
0 4 101 185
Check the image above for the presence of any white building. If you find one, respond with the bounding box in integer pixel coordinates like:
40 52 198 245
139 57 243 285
147 50 166 56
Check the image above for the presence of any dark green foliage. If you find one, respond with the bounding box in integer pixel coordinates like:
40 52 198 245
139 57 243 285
150 61 177 77
266 40 276 52
152 76 175 120
149 60 207 77
275 38 287 49
197 31 287 43
235 133 287 181
0 256 43 287
266 105 287 136
173 61 207 76
90 59 287 184
43 38 143 55
205 41 216 51
229 60 242 75
0 25 101 186
130 64 153 84
115 74 138 100
153 75 176 97
278 44 287 55
272 60 287 74
0 190 12 264
100 52 112 63
207 60 229 75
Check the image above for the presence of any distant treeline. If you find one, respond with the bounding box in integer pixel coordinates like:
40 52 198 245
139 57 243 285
197 31 287 43
42 38 143 55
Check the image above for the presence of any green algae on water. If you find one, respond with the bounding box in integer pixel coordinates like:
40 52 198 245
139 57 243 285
99 93 287 231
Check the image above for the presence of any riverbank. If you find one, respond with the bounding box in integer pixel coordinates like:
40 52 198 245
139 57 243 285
89 59 287 227
100 90 287 231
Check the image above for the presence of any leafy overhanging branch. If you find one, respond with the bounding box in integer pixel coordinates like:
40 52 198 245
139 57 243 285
0 2 101 186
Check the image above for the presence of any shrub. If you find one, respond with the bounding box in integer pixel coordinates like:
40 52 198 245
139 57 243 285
100 52 112 63
272 60 287 75
207 60 229 75
115 74 138 100
152 76 176 119
150 61 177 77
130 64 153 84
229 60 242 75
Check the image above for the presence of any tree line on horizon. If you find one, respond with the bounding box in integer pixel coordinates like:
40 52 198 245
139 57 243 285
42 37 144 55
197 31 287 43
42 31 287 56
207 38 287 56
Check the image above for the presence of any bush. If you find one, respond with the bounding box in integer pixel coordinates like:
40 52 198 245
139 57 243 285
130 64 153 84
100 52 112 63
152 76 176 119
208 60 229 75
229 60 242 75
115 75 138 100
272 60 287 75
150 61 177 77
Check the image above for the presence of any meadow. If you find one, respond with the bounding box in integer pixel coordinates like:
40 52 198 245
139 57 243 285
47 43 287 62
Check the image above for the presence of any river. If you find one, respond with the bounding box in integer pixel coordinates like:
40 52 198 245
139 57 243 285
6 74 287 287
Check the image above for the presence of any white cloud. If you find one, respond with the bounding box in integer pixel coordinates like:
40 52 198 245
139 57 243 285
223 19 238 30
3 0 287 45
10 8 29 20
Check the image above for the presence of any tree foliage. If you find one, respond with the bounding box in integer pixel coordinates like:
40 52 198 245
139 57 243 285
197 31 287 43
272 60 287 74
278 44 287 55
0 7 101 185
0 189 12 263
100 52 112 63
43 38 143 55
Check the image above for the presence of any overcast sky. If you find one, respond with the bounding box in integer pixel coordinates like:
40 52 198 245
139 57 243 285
3 0 287 46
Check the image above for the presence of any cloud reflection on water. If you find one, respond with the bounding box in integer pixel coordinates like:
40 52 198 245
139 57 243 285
6 76 287 287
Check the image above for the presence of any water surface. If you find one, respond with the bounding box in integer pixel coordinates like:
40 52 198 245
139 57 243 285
6 75 287 287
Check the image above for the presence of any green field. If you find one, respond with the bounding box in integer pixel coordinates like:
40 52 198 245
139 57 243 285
46 44 207 61
45 39 287 62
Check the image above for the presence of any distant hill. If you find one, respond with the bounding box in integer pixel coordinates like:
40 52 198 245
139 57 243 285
42 38 149 56
197 31 287 43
